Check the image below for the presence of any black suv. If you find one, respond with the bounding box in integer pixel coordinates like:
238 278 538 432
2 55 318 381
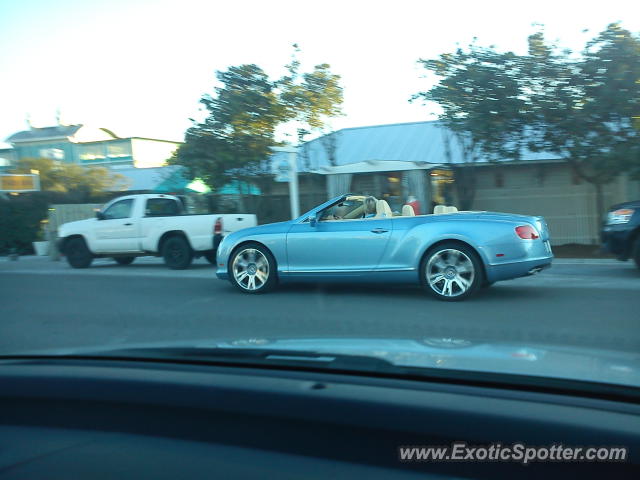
601 200 640 269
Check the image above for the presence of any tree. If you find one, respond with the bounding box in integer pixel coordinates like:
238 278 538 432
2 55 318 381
414 25 640 223
277 45 344 132
413 42 528 209
171 45 344 204
524 25 640 225
10 158 128 201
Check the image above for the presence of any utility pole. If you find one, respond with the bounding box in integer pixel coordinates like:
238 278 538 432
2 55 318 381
271 146 300 219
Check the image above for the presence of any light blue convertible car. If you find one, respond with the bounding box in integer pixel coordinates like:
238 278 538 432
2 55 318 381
215 194 553 301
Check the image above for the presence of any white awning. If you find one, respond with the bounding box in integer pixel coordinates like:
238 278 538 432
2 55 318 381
312 159 444 175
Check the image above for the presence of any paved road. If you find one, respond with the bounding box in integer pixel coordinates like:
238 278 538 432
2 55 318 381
1 256 639 354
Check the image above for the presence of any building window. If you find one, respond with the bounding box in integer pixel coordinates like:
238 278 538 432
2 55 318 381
39 148 64 160
78 144 106 161
430 169 455 205
382 172 403 212
107 142 132 158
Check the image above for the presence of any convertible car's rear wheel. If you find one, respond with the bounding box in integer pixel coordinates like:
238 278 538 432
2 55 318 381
229 244 276 294
421 242 482 301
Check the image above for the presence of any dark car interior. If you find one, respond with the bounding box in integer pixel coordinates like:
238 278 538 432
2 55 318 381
1 357 638 479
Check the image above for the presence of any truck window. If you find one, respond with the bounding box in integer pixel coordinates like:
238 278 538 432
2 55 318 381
146 198 182 216
103 199 133 219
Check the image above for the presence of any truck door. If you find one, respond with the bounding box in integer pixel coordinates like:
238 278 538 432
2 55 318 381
93 198 141 253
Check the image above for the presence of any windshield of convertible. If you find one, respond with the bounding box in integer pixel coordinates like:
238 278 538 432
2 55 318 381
1 0 639 391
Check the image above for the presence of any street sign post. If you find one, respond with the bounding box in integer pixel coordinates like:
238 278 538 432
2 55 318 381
0 174 41 192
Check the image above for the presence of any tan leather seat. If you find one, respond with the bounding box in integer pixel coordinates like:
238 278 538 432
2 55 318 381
375 199 393 218
402 205 415 216
433 205 447 214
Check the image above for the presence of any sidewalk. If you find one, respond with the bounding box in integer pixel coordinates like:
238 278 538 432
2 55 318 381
553 258 625 265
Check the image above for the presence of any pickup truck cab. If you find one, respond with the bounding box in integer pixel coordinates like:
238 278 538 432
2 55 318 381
57 194 257 270
601 200 640 269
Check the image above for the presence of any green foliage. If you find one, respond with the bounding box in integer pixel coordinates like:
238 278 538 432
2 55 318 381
0 193 49 254
11 158 128 200
278 46 344 130
174 64 282 191
171 45 343 191
414 24 640 213
525 24 640 185
414 42 528 161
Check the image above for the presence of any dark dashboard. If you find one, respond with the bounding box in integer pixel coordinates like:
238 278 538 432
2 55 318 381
0 358 638 479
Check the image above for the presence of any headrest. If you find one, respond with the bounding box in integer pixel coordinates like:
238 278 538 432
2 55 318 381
376 199 393 217
433 205 447 214
402 205 415 216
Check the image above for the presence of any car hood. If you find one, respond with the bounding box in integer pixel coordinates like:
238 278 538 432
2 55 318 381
610 200 640 210
58 217 97 234
7 337 640 388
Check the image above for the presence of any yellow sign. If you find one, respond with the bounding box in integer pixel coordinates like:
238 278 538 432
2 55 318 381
0 174 40 192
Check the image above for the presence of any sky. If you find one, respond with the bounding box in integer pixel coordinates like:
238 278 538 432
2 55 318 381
0 0 638 148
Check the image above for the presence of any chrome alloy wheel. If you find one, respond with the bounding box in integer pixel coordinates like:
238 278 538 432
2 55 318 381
232 248 270 291
426 248 475 298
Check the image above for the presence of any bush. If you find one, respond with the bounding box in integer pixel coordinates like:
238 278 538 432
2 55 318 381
0 191 113 255
0 193 49 255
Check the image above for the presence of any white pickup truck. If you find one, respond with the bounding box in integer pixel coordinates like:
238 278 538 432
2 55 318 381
57 194 257 270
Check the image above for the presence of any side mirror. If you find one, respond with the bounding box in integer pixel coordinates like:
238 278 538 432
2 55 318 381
308 214 317 227
96 211 105 220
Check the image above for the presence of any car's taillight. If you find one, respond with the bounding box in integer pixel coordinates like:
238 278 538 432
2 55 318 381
214 217 223 235
515 225 540 240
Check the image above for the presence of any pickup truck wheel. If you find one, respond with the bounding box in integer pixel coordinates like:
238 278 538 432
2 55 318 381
65 238 93 269
633 235 640 270
113 257 135 266
162 236 193 270
420 242 482 301
229 244 276 293
204 252 217 265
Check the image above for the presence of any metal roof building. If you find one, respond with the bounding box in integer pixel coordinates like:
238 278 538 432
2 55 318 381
270 121 561 175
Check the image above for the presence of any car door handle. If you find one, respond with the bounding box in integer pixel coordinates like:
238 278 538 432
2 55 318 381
370 228 389 234
124 223 133 226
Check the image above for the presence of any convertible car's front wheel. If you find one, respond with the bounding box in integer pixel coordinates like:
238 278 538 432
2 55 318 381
421 242 482 301
229 244 277 294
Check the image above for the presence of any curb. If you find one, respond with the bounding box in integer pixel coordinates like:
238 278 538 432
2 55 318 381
553 258 626 265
